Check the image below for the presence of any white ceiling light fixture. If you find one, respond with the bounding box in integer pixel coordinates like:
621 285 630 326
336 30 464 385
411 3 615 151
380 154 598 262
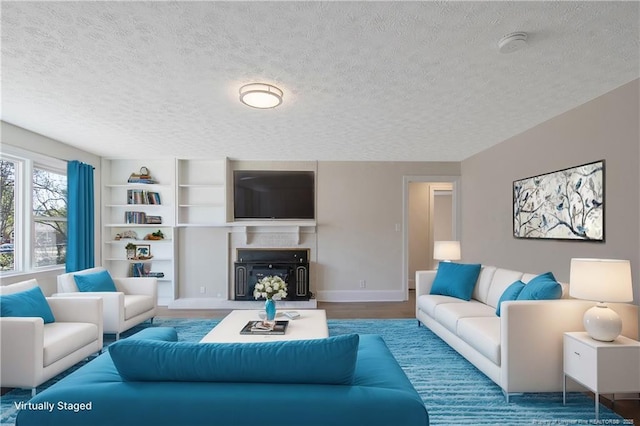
239 83 283 109
498 32 528 54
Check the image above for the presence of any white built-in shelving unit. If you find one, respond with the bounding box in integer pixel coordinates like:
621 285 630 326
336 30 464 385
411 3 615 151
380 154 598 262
176 159 227 226
101 159 177 305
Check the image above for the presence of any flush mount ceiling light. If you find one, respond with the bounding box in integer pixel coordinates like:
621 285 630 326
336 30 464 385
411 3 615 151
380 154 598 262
498 32 528 54
239 83 283 109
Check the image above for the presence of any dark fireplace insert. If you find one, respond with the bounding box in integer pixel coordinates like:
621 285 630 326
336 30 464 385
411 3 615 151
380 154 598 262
234 249 310 301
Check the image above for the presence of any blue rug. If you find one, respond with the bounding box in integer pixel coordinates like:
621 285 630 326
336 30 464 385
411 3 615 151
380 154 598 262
0 318 627 425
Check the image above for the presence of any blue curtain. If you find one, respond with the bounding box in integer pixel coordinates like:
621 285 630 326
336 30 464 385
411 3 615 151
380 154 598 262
66 161 95 272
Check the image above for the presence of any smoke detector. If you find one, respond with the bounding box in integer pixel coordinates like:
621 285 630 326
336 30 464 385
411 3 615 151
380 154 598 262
498 32 528 54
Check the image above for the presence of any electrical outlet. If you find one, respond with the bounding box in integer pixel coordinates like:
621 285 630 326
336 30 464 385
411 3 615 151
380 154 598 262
199 286 206 294
359 280 366 288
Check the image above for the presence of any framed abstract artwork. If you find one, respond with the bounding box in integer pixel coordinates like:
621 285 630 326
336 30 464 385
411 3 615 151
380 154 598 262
513 160 604 241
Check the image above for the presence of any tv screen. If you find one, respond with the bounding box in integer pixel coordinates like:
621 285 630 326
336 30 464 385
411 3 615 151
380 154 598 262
233 170 315 220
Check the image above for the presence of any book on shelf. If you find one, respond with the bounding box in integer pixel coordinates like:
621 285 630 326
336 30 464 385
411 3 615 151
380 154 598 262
130 262 150 277
145 215 162 224
127 190 162 205
239 320 289 335
130 263 164 278
125 211 147 224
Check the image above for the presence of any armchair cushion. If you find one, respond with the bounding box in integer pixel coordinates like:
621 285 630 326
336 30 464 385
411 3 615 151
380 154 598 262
74 269 118 292
43 323 99 367
124 295 155 320
0 286 56 324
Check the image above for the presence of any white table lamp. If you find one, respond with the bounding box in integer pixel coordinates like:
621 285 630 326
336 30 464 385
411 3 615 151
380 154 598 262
434 241 461 263
569 258 633 342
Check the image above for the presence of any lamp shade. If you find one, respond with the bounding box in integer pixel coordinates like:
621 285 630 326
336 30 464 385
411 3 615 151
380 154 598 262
433 241 461 261
569 258 633 303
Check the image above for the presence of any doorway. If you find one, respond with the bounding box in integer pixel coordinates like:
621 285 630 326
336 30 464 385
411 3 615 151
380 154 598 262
402 176 459 297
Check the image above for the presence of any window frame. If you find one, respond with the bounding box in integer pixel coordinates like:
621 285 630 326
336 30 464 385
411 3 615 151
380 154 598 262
1 145 67 276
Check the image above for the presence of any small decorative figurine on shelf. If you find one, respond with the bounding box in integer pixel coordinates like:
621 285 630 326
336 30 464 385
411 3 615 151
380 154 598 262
144 230 164 240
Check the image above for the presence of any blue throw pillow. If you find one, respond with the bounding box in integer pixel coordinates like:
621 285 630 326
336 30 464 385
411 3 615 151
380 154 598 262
109 334 359 385
430 262 482 301
73 270 118 292
496 280 525 317
517 272 562 301
0 286 56 323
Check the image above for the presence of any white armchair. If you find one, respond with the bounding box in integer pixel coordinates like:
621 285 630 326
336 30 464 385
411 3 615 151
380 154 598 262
0 279 103 396
56 267 157 340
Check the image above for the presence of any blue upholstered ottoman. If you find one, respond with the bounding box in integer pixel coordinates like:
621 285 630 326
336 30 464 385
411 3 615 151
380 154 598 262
16 327 428 426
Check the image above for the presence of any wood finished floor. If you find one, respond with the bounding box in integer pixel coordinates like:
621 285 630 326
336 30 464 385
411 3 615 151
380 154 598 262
158 290 640 424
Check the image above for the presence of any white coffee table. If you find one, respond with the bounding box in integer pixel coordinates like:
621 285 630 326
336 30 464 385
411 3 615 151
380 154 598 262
199 309 329 343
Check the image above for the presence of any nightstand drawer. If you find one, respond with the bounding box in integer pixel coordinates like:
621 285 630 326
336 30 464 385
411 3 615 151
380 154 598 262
564 335 597 388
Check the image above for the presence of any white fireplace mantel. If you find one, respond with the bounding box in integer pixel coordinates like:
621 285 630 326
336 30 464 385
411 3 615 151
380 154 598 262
229 221 316 244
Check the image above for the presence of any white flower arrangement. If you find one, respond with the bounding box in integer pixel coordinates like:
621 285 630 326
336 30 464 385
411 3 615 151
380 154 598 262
253 275 288 300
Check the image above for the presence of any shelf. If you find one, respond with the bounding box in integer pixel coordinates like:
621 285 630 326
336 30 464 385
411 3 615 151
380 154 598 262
104 257 173 262
105 183 171 189
106 204 164 208
105 240 172 244
178 184 224 188
105 224 170 228
178 204 224 208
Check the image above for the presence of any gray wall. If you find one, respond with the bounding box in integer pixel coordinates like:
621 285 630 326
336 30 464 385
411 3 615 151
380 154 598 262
461 79 640 303
316 161 459 301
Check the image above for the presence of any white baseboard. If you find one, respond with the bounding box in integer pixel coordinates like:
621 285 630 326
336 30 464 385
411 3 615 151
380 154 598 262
316 290 406 302
167 298 317 310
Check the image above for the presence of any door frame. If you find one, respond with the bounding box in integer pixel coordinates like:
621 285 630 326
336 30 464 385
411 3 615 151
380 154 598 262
402 176 460 300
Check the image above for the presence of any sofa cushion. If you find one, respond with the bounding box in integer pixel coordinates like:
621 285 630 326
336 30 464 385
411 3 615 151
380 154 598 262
430 262 481 301
74 269 118 292
109 334 359 385
43 322 99 367
433 301 497 334
472 266 497 304
417 294 462 317
496 280 526 317
485 268 525 308
0 286 56 324
457 317 501 365
517 272 562 301
124 295 154 320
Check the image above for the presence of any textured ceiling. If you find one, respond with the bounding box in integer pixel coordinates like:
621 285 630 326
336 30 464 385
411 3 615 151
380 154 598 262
1 1 639 161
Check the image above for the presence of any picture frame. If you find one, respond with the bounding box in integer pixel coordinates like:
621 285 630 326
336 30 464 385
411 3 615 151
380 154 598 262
135 244 152 259
513 160 604 241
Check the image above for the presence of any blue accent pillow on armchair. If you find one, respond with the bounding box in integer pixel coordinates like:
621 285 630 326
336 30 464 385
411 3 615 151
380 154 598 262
74 269 118 292
517 272 562 301
0 286 56 323
430 262 482 301
496 280 525 316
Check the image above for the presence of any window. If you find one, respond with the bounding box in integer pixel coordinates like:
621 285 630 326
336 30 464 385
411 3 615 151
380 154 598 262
33 167 67 268
0 147 67 273
0 160 16 271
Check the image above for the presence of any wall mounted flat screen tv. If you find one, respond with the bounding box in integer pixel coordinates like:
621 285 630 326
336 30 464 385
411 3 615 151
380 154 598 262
233 170 315 220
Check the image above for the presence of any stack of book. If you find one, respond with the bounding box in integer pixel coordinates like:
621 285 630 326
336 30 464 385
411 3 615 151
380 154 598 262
127 173 156 184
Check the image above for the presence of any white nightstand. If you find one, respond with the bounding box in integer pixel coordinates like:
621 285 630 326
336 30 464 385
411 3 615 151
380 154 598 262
563 331 640 419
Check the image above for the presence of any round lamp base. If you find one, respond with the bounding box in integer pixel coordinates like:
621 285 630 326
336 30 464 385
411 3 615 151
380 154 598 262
583 304 622 342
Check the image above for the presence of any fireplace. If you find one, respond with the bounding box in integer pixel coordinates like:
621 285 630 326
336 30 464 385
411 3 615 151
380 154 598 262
234 249 310 301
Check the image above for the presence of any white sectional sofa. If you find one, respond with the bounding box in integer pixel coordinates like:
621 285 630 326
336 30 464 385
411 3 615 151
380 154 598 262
416 265 638 401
